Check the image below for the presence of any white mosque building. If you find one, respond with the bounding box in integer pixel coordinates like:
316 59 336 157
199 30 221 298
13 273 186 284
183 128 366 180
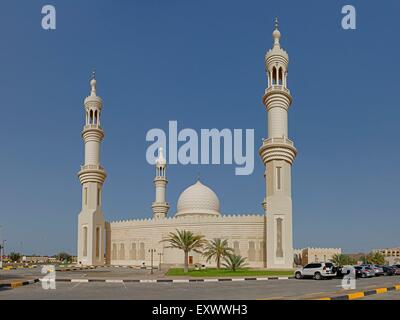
77 21 297 270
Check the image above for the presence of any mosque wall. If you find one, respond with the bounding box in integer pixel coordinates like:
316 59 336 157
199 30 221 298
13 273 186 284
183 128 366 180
108 214 266 268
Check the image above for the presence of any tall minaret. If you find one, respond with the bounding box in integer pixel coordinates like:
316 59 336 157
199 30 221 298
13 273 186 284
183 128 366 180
151 147 170 219
259 19 297 269
77 72 107 266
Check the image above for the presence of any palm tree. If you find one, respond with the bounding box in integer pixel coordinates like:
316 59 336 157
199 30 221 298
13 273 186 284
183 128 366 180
160 229 206 273
223 253 248 271
203 238 233 269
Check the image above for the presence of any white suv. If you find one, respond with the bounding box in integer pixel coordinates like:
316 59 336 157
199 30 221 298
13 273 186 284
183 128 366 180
295 262 337 280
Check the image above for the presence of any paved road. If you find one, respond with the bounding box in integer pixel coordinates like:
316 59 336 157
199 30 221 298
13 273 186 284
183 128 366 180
1 275 399 300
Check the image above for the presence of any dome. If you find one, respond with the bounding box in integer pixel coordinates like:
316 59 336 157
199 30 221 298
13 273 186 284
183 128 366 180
175 181 220 217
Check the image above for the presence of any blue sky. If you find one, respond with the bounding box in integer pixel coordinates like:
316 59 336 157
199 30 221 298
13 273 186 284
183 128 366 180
0 0 399 255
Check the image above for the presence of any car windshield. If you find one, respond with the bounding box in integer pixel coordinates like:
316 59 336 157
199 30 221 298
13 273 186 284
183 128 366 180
325 263 334 267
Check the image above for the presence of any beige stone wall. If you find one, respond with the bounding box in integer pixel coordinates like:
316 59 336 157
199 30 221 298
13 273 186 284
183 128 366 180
298 247 341 265
108 214 266 268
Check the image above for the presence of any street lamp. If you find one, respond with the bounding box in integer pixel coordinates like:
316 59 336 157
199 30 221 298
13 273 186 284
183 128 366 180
158 252 163 271
148 249 156 275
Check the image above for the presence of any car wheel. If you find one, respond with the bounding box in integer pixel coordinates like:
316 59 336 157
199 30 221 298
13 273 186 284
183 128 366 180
314 272 322 280
361 273 366 278
295 272 302 279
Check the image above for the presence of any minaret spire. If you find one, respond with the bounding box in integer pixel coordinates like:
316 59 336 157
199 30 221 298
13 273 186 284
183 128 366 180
152 147 170 219
259 19 296 269
77 73 107 266
90 69 97 96
272 17 281 47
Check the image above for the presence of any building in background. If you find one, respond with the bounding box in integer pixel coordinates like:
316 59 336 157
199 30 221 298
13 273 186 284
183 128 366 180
373 247 400 265
294 247 342 266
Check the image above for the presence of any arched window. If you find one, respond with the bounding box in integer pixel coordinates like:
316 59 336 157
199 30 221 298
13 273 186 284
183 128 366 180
112 243 117 260
119 243 125 260
248 241 256 261
130 243 137 260
139 243 145 260
272 67 277 85
258 241 265 261
95 227 100 259
234 241 240 255
89 110 93 124
278 67 283 85
82 226 88 257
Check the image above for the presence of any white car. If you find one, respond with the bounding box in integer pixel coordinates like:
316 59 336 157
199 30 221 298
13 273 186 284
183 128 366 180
295 262 337 280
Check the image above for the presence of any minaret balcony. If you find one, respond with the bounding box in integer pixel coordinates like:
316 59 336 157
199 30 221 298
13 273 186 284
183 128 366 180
259 137 297 165
80 164 105 171
83 124 103 131
78 164 107 184
265 85 290 95
262 136 294 147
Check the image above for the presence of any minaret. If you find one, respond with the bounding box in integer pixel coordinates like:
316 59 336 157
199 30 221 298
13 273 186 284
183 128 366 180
151 147 170 219
77 72 107 266
259 19 297 269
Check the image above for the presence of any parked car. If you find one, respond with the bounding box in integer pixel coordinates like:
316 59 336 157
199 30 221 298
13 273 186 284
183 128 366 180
336 265 354 278
382 266 396 276
295 262 337 280
354 266 375 278
391 265 400 275
361 264 384 276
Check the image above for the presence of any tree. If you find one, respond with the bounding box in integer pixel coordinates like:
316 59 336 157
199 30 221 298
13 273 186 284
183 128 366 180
332 254 356 267
57 252 72 263
9 252 21 262
367 252 385 265
202 238 233 269
160 229 206 273
223 253 248 271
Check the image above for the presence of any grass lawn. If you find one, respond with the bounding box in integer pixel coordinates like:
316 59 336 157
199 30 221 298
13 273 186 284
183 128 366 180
166 268 294 277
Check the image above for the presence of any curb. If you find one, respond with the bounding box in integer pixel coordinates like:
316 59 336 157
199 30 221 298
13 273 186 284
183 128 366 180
0 265 38 270
56 266 98 272
317 283 400 300
53 276 293 283
0 279 40 289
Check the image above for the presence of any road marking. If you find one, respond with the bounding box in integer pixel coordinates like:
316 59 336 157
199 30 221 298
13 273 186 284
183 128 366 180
204 279 218 282
71 279 89 283
105 279 124 283
71 282 81 289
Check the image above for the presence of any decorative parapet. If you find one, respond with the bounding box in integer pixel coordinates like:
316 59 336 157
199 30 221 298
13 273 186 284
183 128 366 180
109 213 264 227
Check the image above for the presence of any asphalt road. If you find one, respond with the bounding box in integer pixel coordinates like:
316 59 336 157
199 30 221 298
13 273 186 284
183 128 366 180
1 274 399 300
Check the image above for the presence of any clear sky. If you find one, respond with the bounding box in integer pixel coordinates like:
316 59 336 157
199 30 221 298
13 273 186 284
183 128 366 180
0 0 399 255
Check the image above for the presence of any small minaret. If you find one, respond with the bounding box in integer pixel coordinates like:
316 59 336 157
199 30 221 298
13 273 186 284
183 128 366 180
259 19 297 269
77 72 107 266
151 147 170 219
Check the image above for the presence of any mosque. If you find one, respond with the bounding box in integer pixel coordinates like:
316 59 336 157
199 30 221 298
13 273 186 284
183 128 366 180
77 21 297 269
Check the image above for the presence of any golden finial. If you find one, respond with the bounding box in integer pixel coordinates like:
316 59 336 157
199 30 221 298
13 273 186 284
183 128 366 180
274 17 279 30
